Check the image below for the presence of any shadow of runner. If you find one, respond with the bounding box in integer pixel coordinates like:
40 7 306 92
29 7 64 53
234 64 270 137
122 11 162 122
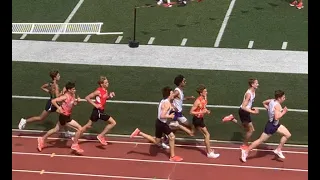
175 141 208 156
126 144 170 158
246 144 275 160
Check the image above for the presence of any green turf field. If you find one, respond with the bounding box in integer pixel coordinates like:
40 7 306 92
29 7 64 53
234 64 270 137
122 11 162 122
12 61 308 144
12 0 308 51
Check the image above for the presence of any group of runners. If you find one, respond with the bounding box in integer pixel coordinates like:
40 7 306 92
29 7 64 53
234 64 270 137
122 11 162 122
18 71 116 153
18 70 291 163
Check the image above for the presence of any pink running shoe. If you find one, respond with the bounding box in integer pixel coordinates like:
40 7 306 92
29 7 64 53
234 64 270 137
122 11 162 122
296 2 304 9
169 155 183 162
71 143 84 154
290 0 298 6
222 114 235 122
37 137 44 152
130 128 141 138
97 135 108 145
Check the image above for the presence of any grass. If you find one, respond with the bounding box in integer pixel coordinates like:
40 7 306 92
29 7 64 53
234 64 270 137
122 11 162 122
12 0 308 50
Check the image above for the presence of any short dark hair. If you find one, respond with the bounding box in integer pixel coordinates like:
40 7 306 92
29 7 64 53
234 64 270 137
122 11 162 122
248 78 257 86
174 75 185 86
49 70 59 80
162 86 172 99
274 90 285 99
65 81 76 90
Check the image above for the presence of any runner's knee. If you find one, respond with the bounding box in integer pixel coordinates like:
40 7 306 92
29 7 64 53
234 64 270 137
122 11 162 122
75 125 82 132
53 125 60 132
203 131 210 139
168 133 175 140
108 118 116 126
243 123 254 132
248 124 255 132
84 121 93 129
285 131 291 139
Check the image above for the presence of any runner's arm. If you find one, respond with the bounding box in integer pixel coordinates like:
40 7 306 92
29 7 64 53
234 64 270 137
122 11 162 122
85 90 100 107
262 99 272 109
190 99 204 115
184 95 195 100
274 104 288 120
40 83 50 93
51 94 67 109
173 90 180 98
73 95 81 105
160 102 174 119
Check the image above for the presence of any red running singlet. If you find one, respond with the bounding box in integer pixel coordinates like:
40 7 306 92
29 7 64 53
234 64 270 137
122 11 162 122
95 87 108 110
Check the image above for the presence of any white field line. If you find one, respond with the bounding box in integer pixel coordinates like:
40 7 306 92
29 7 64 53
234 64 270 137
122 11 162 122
52 0 84 41
83 35 91 42
12 135 308 154
214 0 237 47
20 34 27 40
115 36 123 43
12 152 308 172
282 42 288 50
147 37 155 45
248 41 254 49
12 169 167 180
96 32 123 35
180 38 187 46
11 95 308 113
12 129 308 148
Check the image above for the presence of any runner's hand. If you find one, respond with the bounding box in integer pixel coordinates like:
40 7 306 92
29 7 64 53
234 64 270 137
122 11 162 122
95 104 102 109
109 92 115 98
56 107 64 114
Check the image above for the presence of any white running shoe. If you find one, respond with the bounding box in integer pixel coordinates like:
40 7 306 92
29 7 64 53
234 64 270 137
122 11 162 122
273 149 285 159
18 118 27 130
161 142 170 149
207 151 220 158
62 130 74 138
241 149 248 162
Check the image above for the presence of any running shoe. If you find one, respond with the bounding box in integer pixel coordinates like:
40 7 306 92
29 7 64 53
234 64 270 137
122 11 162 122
97 135 108 145
130 128 141 138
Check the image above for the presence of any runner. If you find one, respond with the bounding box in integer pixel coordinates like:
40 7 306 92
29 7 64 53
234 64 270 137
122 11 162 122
169 74 195 136
18 70 72 137
37 81 84 153
190 84 220 158
222 78 259 150
130 86 183 162
80 76 117 145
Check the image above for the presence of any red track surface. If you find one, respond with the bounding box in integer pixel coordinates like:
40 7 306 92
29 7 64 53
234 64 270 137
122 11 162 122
12 132 308 180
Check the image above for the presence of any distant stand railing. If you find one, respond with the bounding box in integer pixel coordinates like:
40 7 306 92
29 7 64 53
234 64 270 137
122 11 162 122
12 23 123 35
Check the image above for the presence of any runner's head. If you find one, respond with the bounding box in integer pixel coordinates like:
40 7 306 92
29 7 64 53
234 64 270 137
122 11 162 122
98 76 109 88
274 90 285 103
65 81 76 94
248 78 259 89
196 84 207 97
174 75 186 87
49 70 60 81
162 86 173 99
